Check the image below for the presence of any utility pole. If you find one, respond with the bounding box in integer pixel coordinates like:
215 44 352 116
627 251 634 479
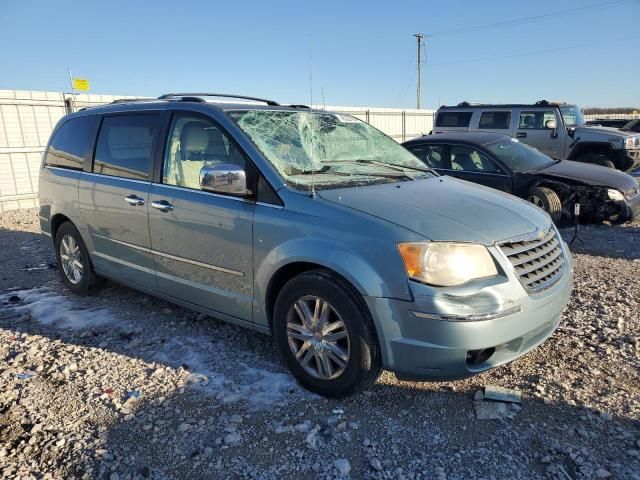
414 33 425 109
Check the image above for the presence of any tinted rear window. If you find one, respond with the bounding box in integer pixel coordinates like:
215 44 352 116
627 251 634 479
45 116 99 170
93 114 161 180
479 111 511 129
435 112 472 127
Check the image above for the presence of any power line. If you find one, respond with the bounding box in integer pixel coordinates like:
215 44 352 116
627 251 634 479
426 35 637 67
428 0 629 37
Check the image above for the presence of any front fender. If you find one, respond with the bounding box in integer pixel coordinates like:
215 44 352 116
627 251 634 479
252 237 414 328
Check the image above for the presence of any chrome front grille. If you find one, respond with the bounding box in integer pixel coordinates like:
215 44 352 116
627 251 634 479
500 226 565 293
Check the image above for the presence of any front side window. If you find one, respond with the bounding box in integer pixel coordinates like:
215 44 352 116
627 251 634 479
559 105 585 127
93 114 161 180
518 111 556 130
45 116 99 170
450 145 501 173
407 144 445 168
163 114 246 190
486 138 555 172
479 111 511 129
435 112 472 127
229 110 431 190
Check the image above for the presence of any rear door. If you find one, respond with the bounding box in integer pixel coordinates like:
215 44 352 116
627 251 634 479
515 108 563 158
446 144 512 193
79 112 163 289
147 110 255 321
404 143 447 173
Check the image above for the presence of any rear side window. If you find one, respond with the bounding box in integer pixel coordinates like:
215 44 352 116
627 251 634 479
479 111 511 129
435 112 472 127
45 116 99 170
93 114 161 180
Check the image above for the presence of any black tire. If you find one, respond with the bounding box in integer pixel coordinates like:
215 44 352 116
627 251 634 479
54 222 101 295
528 186 563 224
576 153 615 169
272 269 382 398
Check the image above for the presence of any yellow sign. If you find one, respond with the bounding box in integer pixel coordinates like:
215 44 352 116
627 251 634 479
72 78 90 91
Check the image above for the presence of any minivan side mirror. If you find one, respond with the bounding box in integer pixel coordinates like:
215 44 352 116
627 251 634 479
200 164 248 196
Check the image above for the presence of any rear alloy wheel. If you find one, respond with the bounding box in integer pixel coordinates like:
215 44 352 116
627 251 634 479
54 222 101 295
528 186 563 224
273 269 382 398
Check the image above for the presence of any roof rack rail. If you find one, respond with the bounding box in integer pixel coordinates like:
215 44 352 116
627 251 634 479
109 98 157 104
158 93 280 106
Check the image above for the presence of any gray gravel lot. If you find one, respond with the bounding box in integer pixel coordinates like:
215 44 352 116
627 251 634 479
1 209 639 480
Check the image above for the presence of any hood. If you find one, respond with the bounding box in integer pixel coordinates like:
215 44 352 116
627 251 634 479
317 176 551 245
539 160 638 192
575 125 634 137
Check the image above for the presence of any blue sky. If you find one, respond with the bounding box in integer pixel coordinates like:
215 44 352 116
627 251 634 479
2 0 639 108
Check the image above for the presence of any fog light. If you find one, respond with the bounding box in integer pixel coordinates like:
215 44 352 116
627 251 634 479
466 347 495 366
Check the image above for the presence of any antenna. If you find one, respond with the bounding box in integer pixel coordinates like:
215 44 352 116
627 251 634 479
309 33 316 198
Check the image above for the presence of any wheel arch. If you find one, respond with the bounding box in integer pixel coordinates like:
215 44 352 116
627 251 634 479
568 142 615 161
264 261 377 332
50 213 73 240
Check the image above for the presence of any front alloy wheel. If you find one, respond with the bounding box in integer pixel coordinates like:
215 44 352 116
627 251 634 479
273 269 382 398
286 296 350 380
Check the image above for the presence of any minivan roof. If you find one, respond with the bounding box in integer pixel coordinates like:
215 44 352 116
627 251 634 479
72 93 317 117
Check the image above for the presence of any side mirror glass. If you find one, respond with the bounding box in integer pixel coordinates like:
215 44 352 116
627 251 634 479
200 164 248 196
545 120 557 130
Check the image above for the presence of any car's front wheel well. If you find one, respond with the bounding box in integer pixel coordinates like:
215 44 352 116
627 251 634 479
265 262 370 331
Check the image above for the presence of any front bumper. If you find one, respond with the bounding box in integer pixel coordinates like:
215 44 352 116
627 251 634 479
618 191 640 222
364 241 573 381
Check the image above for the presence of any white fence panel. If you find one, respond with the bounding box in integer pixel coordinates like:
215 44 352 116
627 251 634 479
0 90 436 211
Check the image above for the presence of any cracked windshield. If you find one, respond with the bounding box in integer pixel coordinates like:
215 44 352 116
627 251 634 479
230 110 433 190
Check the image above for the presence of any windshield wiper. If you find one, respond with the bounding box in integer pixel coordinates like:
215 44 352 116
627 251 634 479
325 159 432 174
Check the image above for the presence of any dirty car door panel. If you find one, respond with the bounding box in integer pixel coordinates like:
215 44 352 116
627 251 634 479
148 112 254 321
79 113 162 288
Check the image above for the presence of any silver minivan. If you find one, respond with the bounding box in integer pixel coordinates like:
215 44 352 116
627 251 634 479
39 93 573 398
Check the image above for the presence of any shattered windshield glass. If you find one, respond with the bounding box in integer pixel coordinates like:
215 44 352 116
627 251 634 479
229 110 432 190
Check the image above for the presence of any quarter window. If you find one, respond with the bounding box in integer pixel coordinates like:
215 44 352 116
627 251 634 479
479 111 511 129
518 111 556 130
407 144 445 169
93 114 161 180
435 112 473 127
450 145 501 174
163 114 246 190
45 116 99 170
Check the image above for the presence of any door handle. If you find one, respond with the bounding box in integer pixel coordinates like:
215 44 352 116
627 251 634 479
516 132 527 138
124 194 145 206
151 200 174 212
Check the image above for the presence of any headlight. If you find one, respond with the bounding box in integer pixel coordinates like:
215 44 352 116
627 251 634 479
623 136 640 149
398 242 498 287
607 189 625 201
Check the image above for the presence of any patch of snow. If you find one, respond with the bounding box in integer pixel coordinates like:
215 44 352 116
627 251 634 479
152 336 313 409
2 287 125 330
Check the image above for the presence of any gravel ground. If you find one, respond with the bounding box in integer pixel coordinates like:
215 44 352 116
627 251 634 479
0 209 638 480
